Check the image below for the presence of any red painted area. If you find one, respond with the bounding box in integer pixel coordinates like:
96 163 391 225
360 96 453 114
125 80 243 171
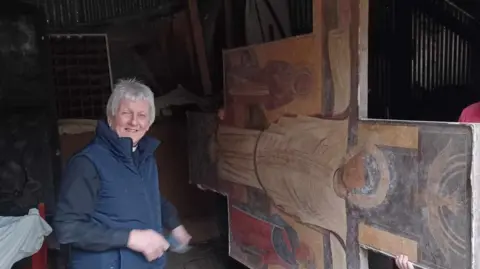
31 203 47 269
230 206 315 268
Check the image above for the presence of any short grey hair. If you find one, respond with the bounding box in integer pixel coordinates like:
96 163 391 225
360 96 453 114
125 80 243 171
106 78 156 125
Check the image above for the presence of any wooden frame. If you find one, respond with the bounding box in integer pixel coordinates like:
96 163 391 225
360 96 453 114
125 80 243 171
187 0 476 268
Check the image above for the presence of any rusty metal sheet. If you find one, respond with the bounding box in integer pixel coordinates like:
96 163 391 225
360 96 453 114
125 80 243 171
23 0 183 29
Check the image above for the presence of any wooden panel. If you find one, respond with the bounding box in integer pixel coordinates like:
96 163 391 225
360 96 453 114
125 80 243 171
186 0 474 267
222 35 321 128
358 223 418 262
189 114 473 269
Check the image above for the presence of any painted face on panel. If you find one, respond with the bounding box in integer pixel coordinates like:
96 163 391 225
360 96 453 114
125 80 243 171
110 98 151 145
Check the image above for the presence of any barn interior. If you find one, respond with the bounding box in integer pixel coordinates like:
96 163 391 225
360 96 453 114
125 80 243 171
0 0 478 268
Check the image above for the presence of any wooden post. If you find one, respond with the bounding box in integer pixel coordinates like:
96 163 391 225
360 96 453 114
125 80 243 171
359 247 370 269
358 0 369 119
188 0 213 96
224 0 233 48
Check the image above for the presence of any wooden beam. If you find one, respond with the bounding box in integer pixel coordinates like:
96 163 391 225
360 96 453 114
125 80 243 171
224 0 233 48
358 0 369 119
188 0 213 95
359 247 370 269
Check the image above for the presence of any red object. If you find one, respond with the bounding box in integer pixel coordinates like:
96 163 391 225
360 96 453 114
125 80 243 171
31 203 47 269
230 206 314 268
458 102 480 122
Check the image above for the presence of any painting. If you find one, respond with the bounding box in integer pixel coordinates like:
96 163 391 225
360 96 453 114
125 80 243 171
187 0 474 268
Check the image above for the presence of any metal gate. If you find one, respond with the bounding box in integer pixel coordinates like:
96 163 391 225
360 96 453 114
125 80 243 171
368 0 480 121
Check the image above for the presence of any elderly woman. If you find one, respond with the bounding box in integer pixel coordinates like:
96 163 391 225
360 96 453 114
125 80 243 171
54 79 191 269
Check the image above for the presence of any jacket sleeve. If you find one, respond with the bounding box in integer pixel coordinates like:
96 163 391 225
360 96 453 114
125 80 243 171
160 196 181 230
53 156 131 251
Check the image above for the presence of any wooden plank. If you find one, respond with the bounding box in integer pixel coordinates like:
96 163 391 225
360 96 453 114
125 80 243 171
358 0 369 118
359 248 370 269
224 0 233 48
358 223 418 262
188 0 212 95
358 122 419 149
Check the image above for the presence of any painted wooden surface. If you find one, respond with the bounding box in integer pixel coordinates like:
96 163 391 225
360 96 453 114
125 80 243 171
187 0 473 268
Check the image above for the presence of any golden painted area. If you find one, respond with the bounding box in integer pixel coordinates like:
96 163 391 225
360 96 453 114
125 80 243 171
358 122 419 149
358 223 418 262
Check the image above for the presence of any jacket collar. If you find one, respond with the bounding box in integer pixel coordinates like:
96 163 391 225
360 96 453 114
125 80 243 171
95 119 160 162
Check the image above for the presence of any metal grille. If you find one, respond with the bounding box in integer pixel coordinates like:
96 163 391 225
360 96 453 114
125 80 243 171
412 0 474 91
24 0 183 29
288 0 313 35
368 0 396 119
49 34 113 119
368 0 480 120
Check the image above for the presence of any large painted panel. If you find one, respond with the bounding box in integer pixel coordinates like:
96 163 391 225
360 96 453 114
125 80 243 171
188 114 472 269
187 0 473 268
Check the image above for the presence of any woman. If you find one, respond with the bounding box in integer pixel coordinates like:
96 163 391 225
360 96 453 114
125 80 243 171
54 79 191 269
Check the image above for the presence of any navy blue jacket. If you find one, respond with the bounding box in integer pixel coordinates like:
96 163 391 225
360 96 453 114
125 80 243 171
54 120 180 269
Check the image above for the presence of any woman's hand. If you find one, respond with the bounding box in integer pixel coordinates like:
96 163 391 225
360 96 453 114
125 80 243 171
395 255 414 269
127 229 170 261
171 225 192 246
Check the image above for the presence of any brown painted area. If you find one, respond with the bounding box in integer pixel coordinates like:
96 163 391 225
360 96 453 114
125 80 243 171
342 151 366 190
222 36 321 128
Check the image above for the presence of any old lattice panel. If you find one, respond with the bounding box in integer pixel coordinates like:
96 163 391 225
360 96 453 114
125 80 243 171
187 0 474 268
49 34 113 119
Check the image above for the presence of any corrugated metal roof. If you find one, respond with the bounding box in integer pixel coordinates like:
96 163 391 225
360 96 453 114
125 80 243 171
26 0 184 29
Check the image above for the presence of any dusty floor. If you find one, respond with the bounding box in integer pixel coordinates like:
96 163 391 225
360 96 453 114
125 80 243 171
166 245 224 269
166 238 247 269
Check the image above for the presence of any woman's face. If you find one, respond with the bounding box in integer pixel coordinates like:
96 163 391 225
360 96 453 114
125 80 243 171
110 98 151 145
